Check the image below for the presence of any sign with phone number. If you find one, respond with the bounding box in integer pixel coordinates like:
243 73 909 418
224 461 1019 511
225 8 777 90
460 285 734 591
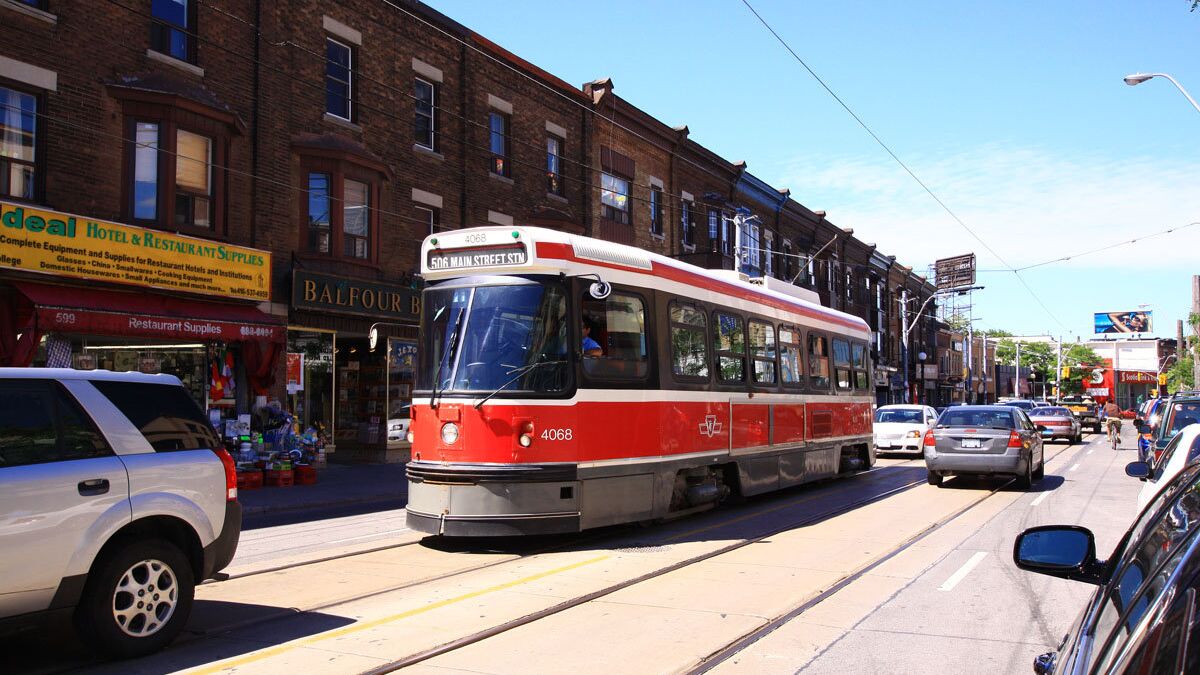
38 308 284 342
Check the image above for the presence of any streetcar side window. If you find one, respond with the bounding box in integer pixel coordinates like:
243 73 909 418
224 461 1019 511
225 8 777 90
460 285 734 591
852 342 869 390
832 338 852 390
669 301 709 380
748 320 777 386
808 333 831 389
581 292 649 380
714 312 746 384
779 324 804 386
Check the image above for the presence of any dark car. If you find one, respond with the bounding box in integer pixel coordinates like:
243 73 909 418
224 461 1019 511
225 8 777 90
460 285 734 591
1150 394 1200 466
1013 457 1200 674
923 405 1045 488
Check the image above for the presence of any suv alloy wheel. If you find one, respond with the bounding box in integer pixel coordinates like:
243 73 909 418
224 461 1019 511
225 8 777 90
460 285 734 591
74 538 195 659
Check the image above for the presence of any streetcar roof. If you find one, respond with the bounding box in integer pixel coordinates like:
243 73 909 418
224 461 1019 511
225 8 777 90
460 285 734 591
420 226 870 337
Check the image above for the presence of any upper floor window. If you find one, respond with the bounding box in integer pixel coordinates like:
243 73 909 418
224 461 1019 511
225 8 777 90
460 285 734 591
708 209 719 249
649 186 663 236
414 78 437 150
129 120 221 234
416 204 439 237
1 85 38 201
765 232 775 278
301 157 379 262
489 111 510 176
151 0 195 63
681 199 694 247
326 38 353 121
782 240 793 280
722 215 734 255
546 135 563 195
600 172 630 224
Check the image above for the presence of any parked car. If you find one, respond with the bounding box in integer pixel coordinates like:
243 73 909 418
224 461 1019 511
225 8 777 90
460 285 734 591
1028 406 1082 444
387 403 412 442
1126 423 1200 511
0 369 242 658
873 405 938 455
923 405 1045 488
1149 393 1200 466
1059 395 1101 434
1013 457 1200 674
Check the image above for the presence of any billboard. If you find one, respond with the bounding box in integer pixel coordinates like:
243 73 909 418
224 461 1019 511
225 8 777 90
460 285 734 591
1094 311 1153 334
934 253 976 290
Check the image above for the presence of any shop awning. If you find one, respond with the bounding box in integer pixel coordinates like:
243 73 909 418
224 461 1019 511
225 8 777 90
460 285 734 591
14 281 285 343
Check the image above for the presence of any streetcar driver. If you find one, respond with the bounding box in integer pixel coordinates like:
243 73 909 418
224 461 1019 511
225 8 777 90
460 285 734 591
581 319 603 357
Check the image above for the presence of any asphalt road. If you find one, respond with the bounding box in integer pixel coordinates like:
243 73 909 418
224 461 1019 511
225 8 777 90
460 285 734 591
5 431 1143 675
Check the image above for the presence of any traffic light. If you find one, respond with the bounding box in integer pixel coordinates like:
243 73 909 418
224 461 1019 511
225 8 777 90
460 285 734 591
1061 366 1070 378
1158 373 1168 386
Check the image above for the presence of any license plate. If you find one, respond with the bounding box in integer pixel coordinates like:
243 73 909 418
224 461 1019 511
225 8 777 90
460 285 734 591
961 438 981 448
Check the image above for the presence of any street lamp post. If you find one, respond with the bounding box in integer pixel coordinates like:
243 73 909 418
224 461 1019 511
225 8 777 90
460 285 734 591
900 285 984 404
1124 72 1200 115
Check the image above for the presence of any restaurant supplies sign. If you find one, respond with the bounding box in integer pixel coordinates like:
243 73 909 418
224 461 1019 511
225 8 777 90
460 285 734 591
0 201 271 301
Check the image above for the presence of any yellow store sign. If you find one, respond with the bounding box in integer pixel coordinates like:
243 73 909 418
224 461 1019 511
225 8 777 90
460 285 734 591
0 201 271 302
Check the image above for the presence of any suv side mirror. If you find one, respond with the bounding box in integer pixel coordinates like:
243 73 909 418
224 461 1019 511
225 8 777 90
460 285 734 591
1134 421 1149 434
1013 525 1104 585
1125 461 1151 481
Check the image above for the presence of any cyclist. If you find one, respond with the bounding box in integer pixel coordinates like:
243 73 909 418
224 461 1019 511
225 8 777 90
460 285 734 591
1103 398 1122 448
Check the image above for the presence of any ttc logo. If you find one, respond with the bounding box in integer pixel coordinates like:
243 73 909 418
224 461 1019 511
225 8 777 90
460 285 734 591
699 415 723 438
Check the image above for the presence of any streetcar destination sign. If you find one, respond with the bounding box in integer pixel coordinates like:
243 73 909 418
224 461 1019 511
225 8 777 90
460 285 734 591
426 245 527 271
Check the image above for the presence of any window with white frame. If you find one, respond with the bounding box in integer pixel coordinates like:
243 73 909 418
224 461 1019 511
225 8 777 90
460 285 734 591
326 37 353 120
414 77 437 150
546 134 563 195
415 204 439 236
600 172 630 224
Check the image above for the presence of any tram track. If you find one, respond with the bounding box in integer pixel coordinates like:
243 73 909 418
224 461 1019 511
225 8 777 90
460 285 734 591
352 441 1088 674
686 437 1093 674
26 457 926 675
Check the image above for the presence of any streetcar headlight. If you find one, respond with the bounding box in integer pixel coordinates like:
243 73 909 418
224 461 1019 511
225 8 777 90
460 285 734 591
519 433 533 447
441 422 460 444
406 431 415 443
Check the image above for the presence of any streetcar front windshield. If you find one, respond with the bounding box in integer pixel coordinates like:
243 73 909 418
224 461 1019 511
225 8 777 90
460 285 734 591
417 278 570 394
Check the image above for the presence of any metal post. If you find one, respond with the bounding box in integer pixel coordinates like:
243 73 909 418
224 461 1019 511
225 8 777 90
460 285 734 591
1193 275 1200 389
900 291 910 403
1015 342 1022 398
1055 336 1062 401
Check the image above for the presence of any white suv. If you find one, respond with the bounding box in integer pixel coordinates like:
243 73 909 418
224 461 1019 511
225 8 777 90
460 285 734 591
0 369 241 658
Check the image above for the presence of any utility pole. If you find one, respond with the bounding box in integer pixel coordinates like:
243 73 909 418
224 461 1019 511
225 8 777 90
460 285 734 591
1055 337 1062 401
1193 275 1200 389
1015 341 1022 398
966 321 974 403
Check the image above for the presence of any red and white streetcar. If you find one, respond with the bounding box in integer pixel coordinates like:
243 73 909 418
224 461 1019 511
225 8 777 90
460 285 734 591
406 226 875 536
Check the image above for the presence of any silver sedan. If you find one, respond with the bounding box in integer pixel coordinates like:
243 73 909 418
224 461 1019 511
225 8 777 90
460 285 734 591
924 405 1045 489
1028 406 1082 444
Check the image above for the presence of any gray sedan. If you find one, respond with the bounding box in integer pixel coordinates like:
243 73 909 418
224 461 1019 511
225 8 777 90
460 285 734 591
1027 406 1082 444
924 405 1045 489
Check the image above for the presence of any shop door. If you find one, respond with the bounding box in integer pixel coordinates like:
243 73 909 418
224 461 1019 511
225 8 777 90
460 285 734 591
0 380 130 616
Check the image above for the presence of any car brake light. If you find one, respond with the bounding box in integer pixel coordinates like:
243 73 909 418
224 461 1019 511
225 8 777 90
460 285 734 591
923 430 936 447
213 447 238 501
1008 431 1023 448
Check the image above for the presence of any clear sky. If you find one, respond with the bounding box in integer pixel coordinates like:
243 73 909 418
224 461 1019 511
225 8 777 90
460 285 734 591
427 0 1200 341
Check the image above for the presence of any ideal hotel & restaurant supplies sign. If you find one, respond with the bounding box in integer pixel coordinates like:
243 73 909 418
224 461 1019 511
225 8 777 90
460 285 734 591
0 200 271 301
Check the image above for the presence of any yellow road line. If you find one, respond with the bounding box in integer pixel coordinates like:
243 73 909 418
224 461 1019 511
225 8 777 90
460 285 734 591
186 554 609 674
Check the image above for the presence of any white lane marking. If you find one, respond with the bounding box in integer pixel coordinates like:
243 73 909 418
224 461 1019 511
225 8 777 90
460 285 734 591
1070 463 1081 472
939 551 989 592
1087 449 1094 455
1031 491 1051 506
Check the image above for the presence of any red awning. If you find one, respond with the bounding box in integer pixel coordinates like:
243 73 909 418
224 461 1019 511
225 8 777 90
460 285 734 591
14 281 284 343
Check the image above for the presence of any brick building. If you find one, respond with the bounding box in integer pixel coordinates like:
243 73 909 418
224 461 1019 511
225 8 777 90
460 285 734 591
0 0 938 462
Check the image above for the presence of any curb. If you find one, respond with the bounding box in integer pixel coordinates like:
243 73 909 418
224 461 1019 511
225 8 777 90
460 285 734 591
240 492 406 517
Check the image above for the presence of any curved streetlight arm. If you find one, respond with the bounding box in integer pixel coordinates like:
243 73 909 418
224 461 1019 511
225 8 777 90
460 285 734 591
1125 72 1200 116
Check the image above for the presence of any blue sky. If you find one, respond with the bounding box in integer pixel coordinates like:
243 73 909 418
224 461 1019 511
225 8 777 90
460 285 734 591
428 0 1200 341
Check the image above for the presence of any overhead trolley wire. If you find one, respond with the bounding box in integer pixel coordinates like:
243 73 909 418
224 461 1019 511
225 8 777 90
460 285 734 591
738 0 1070 333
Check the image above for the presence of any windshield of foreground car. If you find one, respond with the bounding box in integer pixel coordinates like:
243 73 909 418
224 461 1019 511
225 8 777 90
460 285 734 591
416 279 570 394
875 409 924 424
938 409 1015 429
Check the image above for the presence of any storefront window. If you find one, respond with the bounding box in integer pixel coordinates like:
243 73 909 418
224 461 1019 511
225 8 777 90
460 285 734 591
286 330 334 434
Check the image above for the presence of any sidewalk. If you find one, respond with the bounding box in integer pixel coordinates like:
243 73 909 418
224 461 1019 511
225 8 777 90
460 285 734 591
237 462 408 518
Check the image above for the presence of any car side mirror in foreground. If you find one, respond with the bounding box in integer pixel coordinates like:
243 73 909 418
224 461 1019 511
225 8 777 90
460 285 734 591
1135 422 1149 434
1013 525 1104 585
1125 461 1151 481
